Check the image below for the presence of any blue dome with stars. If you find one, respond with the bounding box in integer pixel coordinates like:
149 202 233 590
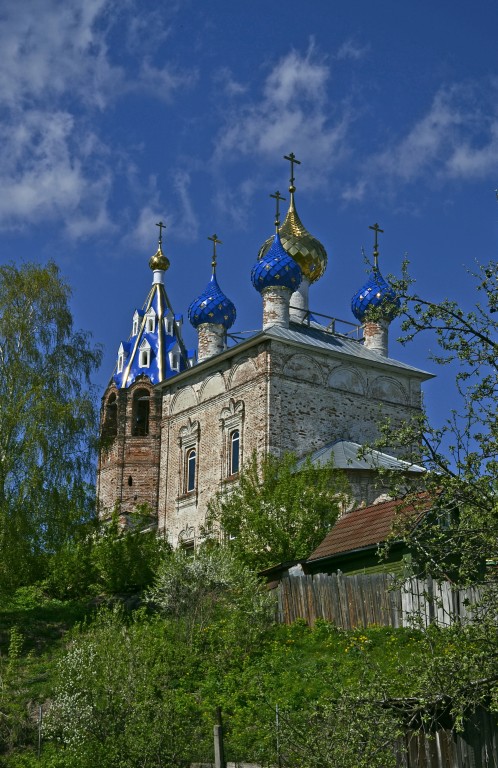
251 232 302 294
188 272 236 330
351 268 400 323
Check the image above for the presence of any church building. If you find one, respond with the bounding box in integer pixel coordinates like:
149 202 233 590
97 156 431 549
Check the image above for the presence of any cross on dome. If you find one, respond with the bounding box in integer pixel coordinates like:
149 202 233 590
284 152 301 193
208 233 222 273
270 190 286 231
369 223 384 270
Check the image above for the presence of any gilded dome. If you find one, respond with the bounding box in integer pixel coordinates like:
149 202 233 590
258 191 327 283
149 245 170 272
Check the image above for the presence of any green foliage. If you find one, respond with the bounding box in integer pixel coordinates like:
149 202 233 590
89 510 167 595
147 546 275 660
43 508 167 599
379 258 498 585
0 262 102 592
206 451 347 571
44 608 210 768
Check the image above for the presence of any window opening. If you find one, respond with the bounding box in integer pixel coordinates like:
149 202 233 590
139 346 150 368
132 389 150 436
230 429 240 475
117 353 124 374
103 393 118 438
186 447 196 493
146 312 155 333
128 476 133 487
132 317 139 336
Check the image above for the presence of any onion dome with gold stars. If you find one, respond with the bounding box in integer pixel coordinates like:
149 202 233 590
252 190 302 293
351 223 400 323
188 235 236 330
257 153 327 284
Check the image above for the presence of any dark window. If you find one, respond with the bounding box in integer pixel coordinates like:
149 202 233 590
132 389 150 436
230 429 240 475
186 447 196 493
128 476 133 487
103 393 118 438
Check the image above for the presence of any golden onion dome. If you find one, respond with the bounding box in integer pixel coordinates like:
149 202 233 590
258 190 327 283
149 244 170 272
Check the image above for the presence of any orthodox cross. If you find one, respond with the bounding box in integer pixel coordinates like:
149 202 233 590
284 152 301 191
208 233 222 272
369 223 384 269
155 220 166 248
270 190 286 230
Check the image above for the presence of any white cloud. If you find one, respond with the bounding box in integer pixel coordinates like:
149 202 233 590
0 110 110 233
374 84 498 184
129 206 172 253
336 39 369 61
214 68 247 97
213 45 349 183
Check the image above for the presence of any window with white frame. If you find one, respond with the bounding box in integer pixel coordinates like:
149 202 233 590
165 311 174 335
139 339 151 368
220 399 244 479
169 346 181 372
229 429 240 475
178 418 200 498
185 447 196 493
132 311 140 337
145 309 156 333
117 351 124 373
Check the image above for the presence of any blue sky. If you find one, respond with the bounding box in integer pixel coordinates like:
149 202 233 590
1 0 497 430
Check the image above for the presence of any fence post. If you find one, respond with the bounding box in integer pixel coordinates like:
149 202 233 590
214 706 226 768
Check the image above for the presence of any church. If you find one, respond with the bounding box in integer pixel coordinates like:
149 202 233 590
97 155 431 549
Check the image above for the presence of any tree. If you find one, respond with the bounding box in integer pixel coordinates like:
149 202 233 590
0 262 102 590
376 258 498 585
206 452 347 572
369 257 498 725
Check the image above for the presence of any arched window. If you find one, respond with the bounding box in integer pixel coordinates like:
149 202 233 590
132 389 150 436
103 393 118 438
185 447 196 493
229 429 240 475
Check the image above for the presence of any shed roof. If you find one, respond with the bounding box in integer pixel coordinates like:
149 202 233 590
307 493 432 563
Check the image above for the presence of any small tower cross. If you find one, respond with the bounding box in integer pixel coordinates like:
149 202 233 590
369 222 384 269
284 152 301 192
208 233 222 272
155 220 166 248
270 190 286 230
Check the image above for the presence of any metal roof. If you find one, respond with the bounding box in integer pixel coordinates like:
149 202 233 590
265 322 433 378
301 440 426 473
307 492 432 562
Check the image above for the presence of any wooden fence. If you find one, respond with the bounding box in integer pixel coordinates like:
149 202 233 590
275 572 485 629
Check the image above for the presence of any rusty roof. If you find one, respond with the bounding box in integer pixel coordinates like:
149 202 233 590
307 493 432 563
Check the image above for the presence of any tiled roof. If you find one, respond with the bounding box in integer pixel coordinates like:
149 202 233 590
307 493 432 562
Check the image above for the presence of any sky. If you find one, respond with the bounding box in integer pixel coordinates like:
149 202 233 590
1 0 497 431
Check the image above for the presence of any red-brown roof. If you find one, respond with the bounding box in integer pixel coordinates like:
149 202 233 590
307 493 432 562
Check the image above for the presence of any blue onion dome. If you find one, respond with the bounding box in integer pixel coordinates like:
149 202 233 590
258 190 327 284
188 272 236 330
251 232 302 293
351 268 400 323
